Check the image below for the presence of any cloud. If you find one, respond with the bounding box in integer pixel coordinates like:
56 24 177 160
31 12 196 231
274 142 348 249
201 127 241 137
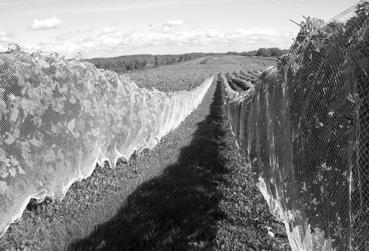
162 20 185 32
102 27 116 33
52 25 93 41
167 20 184 26
0 31 13 42
57 1 179 14
26 26 293 58
77 25 93 33
0 31 16 51
30 16 62 30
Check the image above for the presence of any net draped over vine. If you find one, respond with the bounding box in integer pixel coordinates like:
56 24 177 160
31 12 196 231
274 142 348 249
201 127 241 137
0 51 213 238
221 1 369 250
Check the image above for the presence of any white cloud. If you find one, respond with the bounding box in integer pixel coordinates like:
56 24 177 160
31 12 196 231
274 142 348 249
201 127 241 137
0 31 13 42
167 20 184 26
26 26 293 58
102 27 116 33
52 25 93 41
0 31 16 51
77 25 93 33
162 20 185 32
30 16 62 30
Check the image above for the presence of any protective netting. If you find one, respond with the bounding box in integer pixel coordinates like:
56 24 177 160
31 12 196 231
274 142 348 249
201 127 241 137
0 49 213 238
221 1 369 250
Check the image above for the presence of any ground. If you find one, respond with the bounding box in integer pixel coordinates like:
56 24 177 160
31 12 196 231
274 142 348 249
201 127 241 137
0 55 289 250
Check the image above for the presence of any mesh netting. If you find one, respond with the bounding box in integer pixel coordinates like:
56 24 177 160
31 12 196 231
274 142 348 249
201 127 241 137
0 49 213 238
221 1 369 250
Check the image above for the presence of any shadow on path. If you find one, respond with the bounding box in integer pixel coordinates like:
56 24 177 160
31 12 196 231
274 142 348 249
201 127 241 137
70 80 229 250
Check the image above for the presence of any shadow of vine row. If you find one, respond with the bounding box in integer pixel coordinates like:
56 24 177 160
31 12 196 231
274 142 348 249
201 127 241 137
70 80 230 250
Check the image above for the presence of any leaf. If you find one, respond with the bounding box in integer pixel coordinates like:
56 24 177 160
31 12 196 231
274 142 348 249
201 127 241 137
0 181 8 193
67 119 76 132
12 129 20 140
359 57 369 70
17 166 25 175
58 84 68 94
29 136 42 148
10 156 19 166
83 100 92 112
69 95 77 104
5 134 16 145
50 122 57 134
347 94 356 104
0 170 8 179
0 149 6 160
44 149 57 163
0 100 6 114
8 167 16 177
10 107 19 122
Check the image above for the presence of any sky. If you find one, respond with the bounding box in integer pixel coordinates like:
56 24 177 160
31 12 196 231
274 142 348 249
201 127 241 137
0 0 360 58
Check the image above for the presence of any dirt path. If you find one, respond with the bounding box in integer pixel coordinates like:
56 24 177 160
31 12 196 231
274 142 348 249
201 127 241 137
0 75 289 250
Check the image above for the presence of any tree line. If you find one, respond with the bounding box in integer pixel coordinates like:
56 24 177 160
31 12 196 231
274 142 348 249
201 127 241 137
86 48 287 73
85 53 213 73
227 47 288 58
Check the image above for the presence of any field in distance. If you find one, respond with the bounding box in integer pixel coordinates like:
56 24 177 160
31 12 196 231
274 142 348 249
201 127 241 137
125 55 276 92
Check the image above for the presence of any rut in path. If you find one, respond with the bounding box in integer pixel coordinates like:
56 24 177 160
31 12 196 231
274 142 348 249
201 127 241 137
70 79 230 250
